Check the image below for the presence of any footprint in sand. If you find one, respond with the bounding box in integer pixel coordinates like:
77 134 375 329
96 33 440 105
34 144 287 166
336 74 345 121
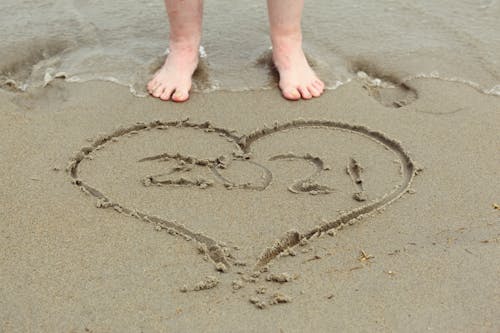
351 61 418 108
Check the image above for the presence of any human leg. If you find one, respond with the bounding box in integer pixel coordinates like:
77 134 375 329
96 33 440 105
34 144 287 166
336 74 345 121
147 0 203 102
267 0 324 100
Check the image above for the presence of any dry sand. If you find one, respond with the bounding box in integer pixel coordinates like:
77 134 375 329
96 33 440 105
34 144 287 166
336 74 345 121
1 78 499 332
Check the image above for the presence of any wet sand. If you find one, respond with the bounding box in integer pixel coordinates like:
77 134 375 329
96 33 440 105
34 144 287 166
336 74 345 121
2 0 500 96
1 78 499 332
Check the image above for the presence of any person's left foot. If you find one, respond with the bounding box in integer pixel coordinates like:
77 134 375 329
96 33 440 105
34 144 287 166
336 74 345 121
272 37 324 100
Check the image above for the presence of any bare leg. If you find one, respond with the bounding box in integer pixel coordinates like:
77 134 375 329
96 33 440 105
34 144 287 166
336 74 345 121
267 0 324 100
147 0 203 102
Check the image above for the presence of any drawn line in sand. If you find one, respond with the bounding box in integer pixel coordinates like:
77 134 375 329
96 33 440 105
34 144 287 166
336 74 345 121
211 160 273 191
270 153 333 195
347 158 367 202
68 119 417 272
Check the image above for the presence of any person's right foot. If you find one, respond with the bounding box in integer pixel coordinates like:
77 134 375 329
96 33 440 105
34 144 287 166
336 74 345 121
147 45 199 102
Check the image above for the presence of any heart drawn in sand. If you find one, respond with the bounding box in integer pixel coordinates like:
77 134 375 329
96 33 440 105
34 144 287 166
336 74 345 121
68 119 416 271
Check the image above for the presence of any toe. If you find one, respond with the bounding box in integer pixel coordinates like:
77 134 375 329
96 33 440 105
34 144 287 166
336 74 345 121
315 79 325 90
281 87 301 100
152 85 165 98
147 79 157 92
172 88 190 102
308 85 321 97
160 87 174 101
148 80 161 93
313 81 324 93
298 86 312 99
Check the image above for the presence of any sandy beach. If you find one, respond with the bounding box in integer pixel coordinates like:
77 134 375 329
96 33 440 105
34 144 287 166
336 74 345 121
1 0 500 331
1 77 499 332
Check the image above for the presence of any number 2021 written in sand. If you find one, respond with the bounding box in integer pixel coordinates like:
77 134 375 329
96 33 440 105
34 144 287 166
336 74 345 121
68 119 417 271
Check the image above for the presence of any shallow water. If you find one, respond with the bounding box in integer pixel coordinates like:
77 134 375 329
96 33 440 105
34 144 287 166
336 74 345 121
1 0 499 96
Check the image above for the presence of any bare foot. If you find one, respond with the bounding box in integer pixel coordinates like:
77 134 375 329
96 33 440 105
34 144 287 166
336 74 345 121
272 38 324 101
147 45 199 102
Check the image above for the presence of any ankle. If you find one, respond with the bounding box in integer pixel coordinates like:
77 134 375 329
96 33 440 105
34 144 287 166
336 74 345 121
168 40 200 58
271 36 305 70
271 35 303 59
271 29 302 49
